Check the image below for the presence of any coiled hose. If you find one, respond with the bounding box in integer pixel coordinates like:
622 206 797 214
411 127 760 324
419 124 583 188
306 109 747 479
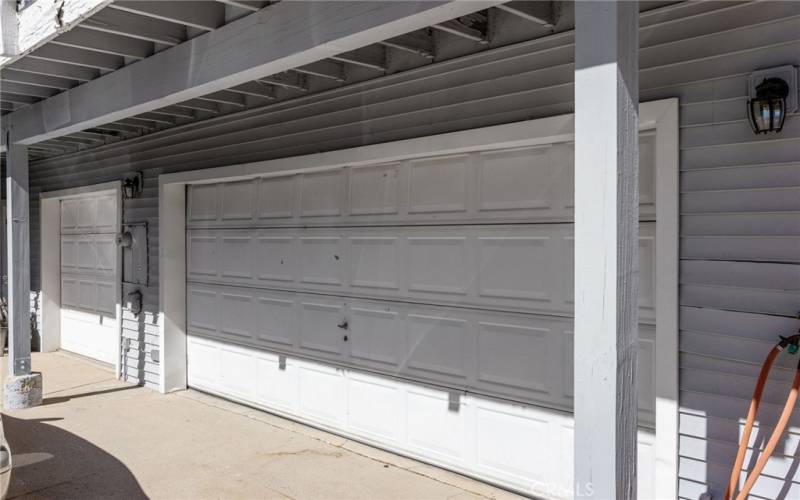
724 334 800 500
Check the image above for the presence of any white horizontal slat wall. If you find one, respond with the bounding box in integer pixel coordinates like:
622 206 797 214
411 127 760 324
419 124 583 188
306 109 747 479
24 2 800 497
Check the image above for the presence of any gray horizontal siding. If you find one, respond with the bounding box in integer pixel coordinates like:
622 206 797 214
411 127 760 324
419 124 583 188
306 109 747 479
24 1 800 497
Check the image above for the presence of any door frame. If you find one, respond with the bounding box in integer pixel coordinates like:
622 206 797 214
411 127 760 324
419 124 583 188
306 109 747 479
40 181 123 377
159 99 678 495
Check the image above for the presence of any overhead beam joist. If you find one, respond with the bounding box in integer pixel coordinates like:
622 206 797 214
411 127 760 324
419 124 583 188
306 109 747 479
109 1 226 31
0 82 58 99
259 72 308 91
80 8 187 46
149 106 195 119
496 1 560 27
330 45 387 72
28 44 123 71
174 99 220 114
215 0 268 13
380 31 435 59
433 19 488 44
1 92 38 105
52 28 153 60
293 60 346 82
0 68 77 89
135 113 174 125
8 58 99 82
227 82 276 100
71 130 111 141
93 122 143 134
197 90 246 107
43 138 82 149
57 135 99 146
5 0 503 145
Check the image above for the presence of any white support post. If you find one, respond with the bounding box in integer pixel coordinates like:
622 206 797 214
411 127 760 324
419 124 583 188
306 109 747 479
574 1 639 499
4 139 42 409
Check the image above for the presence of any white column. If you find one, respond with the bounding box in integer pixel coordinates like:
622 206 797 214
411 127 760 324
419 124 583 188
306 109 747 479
4 140 41 409
573 1 639 499
6 142 31 377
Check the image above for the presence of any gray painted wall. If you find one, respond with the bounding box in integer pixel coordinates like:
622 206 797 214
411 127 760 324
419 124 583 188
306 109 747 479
23 2 800 497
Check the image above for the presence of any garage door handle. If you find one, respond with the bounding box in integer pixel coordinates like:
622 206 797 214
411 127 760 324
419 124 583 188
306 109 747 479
337 320 349 330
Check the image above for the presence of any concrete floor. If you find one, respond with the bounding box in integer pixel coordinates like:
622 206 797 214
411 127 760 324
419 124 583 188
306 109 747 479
2 352 522 500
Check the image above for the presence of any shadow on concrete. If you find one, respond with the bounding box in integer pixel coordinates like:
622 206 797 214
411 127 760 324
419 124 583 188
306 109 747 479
42 385 139 406
3 414 147 499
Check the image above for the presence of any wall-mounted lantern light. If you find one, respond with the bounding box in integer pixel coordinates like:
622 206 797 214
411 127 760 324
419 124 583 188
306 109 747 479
748 77 789 134
122 172 143 199
747 66 798 135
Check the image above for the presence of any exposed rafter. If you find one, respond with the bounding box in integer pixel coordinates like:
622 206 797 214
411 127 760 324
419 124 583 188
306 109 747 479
135 113 174 125
227 82 277 100
215 0 269 13
4 0 503 145
1 68 77 89
197 90 247 107
0 92 38 105
380 31 435 59
80 8 187 46
331 45 387 72
496 1 560 27
71 130 111 141
94 122 144 134
28 44 124 71
433 16 489 44
0 82 57 99
61 134 103 145
293 60 346 82
109 1 226 31
259 72 308 91
52 28 154 59
174 99 220 114
8 58 100 82
114 118 157 131
149 106 195 119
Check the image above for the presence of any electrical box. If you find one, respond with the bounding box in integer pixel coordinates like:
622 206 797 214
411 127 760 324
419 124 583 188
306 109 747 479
125 290 143 317
121 222 148 286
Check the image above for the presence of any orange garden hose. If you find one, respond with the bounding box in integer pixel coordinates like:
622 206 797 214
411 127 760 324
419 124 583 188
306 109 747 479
724 334 800 500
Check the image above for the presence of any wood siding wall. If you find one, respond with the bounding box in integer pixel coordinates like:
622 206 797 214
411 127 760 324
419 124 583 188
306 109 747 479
25 2 800 497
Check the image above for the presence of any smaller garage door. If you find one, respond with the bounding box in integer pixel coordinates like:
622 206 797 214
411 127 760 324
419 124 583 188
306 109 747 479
59 192 119 364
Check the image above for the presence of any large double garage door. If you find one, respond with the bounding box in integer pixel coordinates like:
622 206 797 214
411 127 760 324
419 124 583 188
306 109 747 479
186 131 661 497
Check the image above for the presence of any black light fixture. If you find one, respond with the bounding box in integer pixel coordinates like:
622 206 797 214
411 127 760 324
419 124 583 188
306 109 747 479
122 172 143 199
747 77 790 134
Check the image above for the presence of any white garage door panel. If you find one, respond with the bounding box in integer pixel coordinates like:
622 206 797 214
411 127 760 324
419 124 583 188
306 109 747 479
187 336 658 499
186 133 656 229
188 223 657 322
187 283 657 422
60 194 117 234
59 192 118 365
60 234 117 277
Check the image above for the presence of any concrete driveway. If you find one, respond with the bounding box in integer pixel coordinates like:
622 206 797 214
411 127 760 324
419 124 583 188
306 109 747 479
1 352 520 500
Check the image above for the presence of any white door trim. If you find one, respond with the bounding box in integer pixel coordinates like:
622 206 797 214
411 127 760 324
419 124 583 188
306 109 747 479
159 98 679 495
40 181 123 377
